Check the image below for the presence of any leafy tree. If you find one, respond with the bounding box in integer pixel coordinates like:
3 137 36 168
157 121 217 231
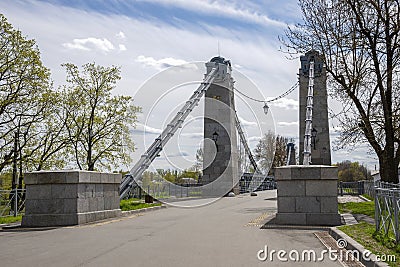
0 14 51 173
254 131 290 174
336 160 372 182
62 63 140 171
282 0 400 183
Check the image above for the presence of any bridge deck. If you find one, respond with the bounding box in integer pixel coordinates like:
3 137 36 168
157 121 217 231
0 190 341 267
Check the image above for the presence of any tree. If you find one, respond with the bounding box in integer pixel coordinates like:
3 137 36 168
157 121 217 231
283 0 400 183
336 160 372 182
62 63 140 171
254 131 290 174
191 148 203 173
0 14 51 173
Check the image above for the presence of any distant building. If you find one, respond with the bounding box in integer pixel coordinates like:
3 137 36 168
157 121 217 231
371 168 400 183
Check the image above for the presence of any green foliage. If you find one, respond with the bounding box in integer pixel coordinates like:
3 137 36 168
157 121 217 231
336 160 372 182
338 201 399 266
0 215 23 224
338 201 375 217
62 63 140 171
339 222 399 266
0 13 53 174
120 199 161 211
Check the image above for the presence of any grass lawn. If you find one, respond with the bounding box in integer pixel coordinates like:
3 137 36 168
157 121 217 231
338 200 399 266
0 215 23 224
120 199 161 211
338 201 375 217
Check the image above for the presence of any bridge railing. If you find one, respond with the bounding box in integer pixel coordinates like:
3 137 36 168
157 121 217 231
0 188 26 217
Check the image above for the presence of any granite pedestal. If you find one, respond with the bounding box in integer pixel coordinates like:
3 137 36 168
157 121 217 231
22 170 122 227
275 165 341 226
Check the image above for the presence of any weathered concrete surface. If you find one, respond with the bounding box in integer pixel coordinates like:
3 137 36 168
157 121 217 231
1 191 341 267
275 165 341 226
22 170 121 227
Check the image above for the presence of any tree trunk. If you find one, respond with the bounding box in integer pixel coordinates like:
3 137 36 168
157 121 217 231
379 151 399 183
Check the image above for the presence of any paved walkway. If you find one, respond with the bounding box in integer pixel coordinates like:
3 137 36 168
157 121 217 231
0 190 342 267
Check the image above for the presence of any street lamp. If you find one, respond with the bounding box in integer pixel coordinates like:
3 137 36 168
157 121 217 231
263 102 269 115
212 131 219 142
311 128 317 150
212 131 219 152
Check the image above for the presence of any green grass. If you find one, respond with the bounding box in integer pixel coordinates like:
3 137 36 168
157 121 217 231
120 199 161 211
0 215 22 224
338 201 375 217
338 200 399 266
339 222 399 267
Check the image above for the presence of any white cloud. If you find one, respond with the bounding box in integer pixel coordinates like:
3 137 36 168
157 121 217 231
138 0 287 28
268 97 298 110
116 31 126 39
119 44 127 51
135 55 188 70
63 37 115 52
278 121 298 127
238 116 258 127
133 123 162 134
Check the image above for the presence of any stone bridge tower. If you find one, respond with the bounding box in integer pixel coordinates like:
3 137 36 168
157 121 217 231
299 50 331 165
202 56 239 195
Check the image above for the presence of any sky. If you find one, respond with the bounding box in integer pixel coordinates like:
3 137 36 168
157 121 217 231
0 0 379 171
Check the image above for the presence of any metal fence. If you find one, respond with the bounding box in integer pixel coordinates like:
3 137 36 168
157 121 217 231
374 187 400 243
0 188 26 217
338 181 365 196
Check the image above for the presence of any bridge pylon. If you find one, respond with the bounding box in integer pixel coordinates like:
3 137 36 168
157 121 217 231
202 56 239 195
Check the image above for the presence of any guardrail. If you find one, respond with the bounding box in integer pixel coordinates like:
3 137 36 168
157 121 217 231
0 188 26 217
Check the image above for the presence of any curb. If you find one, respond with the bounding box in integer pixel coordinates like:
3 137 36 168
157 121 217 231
329 227 390 267
121 204 166 216
359 195 372 202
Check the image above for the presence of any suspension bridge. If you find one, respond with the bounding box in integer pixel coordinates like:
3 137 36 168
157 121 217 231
119 56 300 201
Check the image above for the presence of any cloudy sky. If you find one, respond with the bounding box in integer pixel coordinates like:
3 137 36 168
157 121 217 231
0 0 378 170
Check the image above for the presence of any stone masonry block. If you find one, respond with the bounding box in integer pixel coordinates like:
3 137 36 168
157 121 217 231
90 172 101 183
63 199 78 213
26 184 51 200
320 197 338 213
78 171 91 183
38 172 67 184
95 184 104 197
291 166 321 180
295 196 321 213
51 184 77 199
277 197 295 213
306 213 341 226
275 213 307 225
23 170 122 227
274 167 291 181
88 198 98 212
320 166 338 180
77 199 89 213
24 173 38 185
306 180 337 196
277 180 305 197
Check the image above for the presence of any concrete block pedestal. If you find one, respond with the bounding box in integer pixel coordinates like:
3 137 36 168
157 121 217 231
275 165 341 226
22 170 122 227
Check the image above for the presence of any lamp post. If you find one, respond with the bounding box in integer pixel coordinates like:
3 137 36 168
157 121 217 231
311 128 317 150
212 131 219 152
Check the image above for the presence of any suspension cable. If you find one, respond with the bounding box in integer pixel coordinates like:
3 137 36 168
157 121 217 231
234 81 298 103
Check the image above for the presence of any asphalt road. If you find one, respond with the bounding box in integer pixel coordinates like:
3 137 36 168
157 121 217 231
0 190 342 267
